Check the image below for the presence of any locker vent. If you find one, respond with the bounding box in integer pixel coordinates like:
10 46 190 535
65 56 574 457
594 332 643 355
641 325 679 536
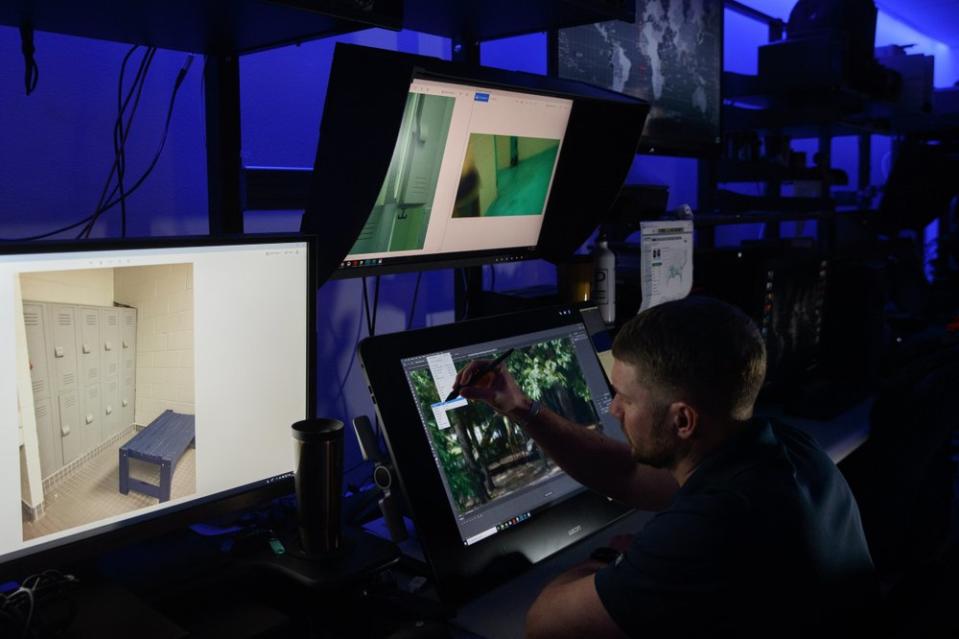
88 367 97 379
32 379 46 396
58 313 72 326
36 402 48 418
24 311 41 327
62 372 75 386
126 314 135 326
86 315 97 326
63 394 77 408
108 315 117 326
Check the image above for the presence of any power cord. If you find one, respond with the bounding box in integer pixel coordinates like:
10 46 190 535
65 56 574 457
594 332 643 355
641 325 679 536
0 570 79 638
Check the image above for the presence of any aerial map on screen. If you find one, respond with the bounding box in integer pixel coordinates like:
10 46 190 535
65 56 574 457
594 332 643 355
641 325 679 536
558 0 721 152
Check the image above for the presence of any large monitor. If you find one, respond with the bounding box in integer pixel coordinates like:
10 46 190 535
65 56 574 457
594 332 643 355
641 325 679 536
302 44 650 282
339 77 572 274
359 306 632 602
556 0 723 157
0 235 315 576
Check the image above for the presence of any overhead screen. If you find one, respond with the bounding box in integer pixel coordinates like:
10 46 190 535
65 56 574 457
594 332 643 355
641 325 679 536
0 237 314 573
340 78 573 274
303 44 650 283
360 306 632 601
557 0 723 156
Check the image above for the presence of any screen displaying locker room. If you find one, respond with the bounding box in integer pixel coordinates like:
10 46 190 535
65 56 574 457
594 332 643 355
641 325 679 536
18 264 195 541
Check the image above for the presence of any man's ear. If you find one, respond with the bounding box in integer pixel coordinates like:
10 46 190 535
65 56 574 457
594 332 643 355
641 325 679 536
671 402 699 440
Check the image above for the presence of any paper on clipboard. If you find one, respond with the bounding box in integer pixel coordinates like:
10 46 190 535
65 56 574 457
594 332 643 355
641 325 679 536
639 220 694 312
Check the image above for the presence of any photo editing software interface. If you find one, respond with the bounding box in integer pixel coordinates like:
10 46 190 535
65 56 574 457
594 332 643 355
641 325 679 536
557 0 722 153
340 77 573 270
0 241 309 564
399 320 623 546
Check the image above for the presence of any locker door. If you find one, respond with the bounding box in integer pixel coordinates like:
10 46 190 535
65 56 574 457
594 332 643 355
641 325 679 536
80 384 101 453
23 303 52 400
58 391 82 465
99 308 120 380
101 377 119 438
120 308 137 428
34 397 61 478
76 307 100 388
49 305 79 392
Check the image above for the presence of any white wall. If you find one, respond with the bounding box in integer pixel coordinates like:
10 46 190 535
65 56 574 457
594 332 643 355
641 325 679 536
114 264 194 425
20 269 114 306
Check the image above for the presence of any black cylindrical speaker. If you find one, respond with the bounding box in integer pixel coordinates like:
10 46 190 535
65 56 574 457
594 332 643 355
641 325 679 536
292 418 344 556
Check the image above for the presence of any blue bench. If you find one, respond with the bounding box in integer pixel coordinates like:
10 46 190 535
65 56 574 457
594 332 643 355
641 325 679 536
119 410 195 502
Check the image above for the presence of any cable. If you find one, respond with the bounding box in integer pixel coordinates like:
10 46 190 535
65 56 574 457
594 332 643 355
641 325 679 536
81 51 192 239
19 24 39 95
407 271 423 330
81 47 160 239
333 283 367 418
458 268 470 321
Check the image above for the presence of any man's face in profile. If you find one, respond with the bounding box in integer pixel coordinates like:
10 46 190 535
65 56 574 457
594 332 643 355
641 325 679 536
609 359 678 469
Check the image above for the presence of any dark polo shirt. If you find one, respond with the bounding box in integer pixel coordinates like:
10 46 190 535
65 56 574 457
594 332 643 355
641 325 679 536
595 419 877 638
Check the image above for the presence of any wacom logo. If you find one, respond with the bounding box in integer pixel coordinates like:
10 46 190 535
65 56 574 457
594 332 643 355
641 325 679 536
568 525 582 536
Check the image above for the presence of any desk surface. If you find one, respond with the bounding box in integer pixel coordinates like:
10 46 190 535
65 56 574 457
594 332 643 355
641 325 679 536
451 398 874 639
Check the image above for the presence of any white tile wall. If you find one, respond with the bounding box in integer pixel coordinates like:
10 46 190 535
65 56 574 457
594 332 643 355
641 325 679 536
114 264 195 425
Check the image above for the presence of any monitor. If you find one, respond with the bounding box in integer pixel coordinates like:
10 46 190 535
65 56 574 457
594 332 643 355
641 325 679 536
0 235 315 576
339 77 572 275
302 44 650 282
359 306 632 602
556 0 723 157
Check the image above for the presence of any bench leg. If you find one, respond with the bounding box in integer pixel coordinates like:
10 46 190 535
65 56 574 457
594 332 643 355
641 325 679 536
119 450 130 494
159 461 172 502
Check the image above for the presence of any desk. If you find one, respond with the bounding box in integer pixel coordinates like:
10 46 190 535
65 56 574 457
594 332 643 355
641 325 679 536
450 399 873 639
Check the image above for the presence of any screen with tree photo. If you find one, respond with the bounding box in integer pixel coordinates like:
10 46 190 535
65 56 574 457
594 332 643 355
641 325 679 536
400 323 619 545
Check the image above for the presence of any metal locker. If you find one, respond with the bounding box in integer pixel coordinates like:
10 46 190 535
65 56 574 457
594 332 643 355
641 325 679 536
76 307 100 387
120 308 137 428
49 304 79 392
58 391 82 465
23 303 52 400
101 377 119 438
99 308 120 381
33 396 61 479
80 384 101 454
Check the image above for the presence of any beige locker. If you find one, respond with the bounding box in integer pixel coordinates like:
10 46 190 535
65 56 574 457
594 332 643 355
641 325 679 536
76 307 100 387
49 305 79 392
101 377 120 438
100 308 120 380
120 308 137 428
57 390 82 465
80 383 101 454
33 396 60 478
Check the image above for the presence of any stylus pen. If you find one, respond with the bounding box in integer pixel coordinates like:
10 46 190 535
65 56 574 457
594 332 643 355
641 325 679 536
445 348 515 402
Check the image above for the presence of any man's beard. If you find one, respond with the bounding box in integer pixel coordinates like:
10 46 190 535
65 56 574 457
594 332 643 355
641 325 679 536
631 404 687 469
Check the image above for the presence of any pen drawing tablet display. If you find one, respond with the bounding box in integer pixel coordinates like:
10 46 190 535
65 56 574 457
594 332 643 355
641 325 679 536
359 306 632 602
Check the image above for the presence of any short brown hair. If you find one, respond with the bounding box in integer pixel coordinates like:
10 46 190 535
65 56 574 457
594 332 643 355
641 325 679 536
611 296 766 421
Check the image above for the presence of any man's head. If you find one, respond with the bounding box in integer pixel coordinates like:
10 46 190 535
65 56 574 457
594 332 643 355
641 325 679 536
608 296 766 471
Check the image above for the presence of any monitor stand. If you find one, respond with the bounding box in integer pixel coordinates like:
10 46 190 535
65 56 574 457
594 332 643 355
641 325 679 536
246 527 400 591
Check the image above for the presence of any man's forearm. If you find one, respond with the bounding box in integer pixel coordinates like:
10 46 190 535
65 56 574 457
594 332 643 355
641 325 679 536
512 404 677 511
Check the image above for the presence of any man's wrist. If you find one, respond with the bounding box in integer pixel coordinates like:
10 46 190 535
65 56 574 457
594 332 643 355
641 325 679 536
511 398 542 427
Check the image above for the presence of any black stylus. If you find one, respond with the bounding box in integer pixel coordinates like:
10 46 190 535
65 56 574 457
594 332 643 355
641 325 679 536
445 348 515 402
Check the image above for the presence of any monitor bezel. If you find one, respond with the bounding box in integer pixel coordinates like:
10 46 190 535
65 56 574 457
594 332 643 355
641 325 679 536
358 305 633 603
0 233 317 579
303 43 650 282
553 0 725 159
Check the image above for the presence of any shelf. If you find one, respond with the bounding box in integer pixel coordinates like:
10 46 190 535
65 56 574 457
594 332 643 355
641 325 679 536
718 160 848 186
1 0 633 56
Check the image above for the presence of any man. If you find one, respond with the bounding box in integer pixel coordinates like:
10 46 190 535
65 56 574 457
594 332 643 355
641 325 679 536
454 296 876 639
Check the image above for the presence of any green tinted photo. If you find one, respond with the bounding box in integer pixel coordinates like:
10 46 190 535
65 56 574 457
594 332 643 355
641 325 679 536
409 338 600 516
350 92 455 254
453 134 561 218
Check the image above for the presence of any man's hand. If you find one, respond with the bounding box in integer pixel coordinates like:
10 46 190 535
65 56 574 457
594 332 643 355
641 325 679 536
454 359 531 420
